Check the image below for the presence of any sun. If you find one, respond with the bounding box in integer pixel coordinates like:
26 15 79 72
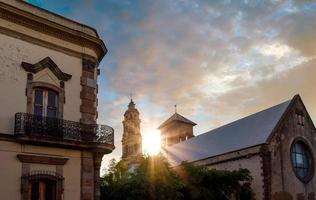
142 130 161 156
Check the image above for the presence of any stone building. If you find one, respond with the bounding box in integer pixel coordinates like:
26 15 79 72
163 95 316 200
121 99 142 166
0 1 114 199
159 112 196 147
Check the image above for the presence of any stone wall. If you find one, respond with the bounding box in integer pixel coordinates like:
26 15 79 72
161 122 194 146
193 146 264 200
268 97 316 199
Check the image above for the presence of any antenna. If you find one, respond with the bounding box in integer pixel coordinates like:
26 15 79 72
174 104 177 113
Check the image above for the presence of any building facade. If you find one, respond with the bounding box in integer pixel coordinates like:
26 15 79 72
0 1 114 200
121 99 142 166
163 95 316 200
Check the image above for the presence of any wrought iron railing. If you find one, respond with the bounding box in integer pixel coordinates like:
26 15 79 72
14 113 114 145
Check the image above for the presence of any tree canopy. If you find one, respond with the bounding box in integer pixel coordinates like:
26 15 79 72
101 156 254 200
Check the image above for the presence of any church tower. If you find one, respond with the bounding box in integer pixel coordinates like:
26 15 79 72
159 110 196 147
121 99 142 164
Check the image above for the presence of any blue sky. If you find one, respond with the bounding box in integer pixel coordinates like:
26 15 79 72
27 0 316 170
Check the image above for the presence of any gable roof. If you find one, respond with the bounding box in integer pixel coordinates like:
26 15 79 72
162 98 293 166
22 57 72 81
158 113 197 129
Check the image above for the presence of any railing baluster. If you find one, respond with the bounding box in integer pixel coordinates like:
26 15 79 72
14 113 114 145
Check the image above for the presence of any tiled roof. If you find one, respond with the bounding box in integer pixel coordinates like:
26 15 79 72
158 113 197 129
162 98 293 166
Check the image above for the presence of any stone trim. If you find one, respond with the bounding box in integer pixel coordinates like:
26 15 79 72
80 57 98 124
17 154 69 165
22 57 72 81
260 145 272 200
0 2 106 61
190 144 262 167
93 152 104 200
0 133 114 153
81 151 94 200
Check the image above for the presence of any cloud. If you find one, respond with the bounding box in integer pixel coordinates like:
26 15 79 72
26 0 316 169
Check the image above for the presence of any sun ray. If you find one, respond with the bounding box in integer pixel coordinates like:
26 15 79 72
143 130 161 156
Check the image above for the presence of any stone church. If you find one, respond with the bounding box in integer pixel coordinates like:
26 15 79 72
0 1 114 199
162 95 316 200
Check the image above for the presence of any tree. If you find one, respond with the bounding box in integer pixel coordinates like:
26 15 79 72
101 156 254 200
177 162 254 200
101 156 184 200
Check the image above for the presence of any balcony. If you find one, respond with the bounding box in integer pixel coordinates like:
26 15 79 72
14 113 114 149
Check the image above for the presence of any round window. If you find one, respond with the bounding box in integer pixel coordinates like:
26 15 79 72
291 140 314 182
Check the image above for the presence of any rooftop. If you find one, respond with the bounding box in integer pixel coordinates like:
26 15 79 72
163 98 293 166
158 113 197 129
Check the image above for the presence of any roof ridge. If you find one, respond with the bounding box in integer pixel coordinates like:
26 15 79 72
169 98 292 146
158 112 196 129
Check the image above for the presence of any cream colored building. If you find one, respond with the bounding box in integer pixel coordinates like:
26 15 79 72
0 1 114 200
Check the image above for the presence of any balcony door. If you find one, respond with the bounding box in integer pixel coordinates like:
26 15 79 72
29 179 56 200
33 88 58 118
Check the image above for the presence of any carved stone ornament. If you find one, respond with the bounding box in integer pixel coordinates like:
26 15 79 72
21 57 72 81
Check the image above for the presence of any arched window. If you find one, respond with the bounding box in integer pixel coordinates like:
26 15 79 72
33 88 59 118
291 140 314 182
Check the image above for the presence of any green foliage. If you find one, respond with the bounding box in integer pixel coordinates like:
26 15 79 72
101 156 254 200
178 162 253 200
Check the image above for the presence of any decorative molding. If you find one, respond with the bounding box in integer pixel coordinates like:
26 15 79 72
0 133 115 153
17 154 69 165
22 57 72 81
0 2 106 61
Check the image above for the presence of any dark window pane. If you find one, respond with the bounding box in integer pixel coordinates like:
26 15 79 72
45 180 56 200
296 143 304 154
34 89 43 105
47 108 57 118
48 91 57 107
47 90 58 118
292 141 312 180
31 182 39 200
34 106 43 116
34 89 43 116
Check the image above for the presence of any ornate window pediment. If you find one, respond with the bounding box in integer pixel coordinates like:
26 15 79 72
21 57 72 82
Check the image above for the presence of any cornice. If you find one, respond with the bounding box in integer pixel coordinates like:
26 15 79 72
22 57 72 81
17 154 69 165
0 1 107 62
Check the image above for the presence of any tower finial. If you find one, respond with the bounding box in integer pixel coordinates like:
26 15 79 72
174 104 177 113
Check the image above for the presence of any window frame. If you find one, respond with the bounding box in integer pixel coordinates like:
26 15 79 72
26 81 65 119
290 138 314 183
33 87 59 118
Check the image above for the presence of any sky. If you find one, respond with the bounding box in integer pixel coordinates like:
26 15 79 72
27 0 316 172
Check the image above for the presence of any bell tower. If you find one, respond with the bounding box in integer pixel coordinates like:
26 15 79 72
159 109 196 147
121 99 142 164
